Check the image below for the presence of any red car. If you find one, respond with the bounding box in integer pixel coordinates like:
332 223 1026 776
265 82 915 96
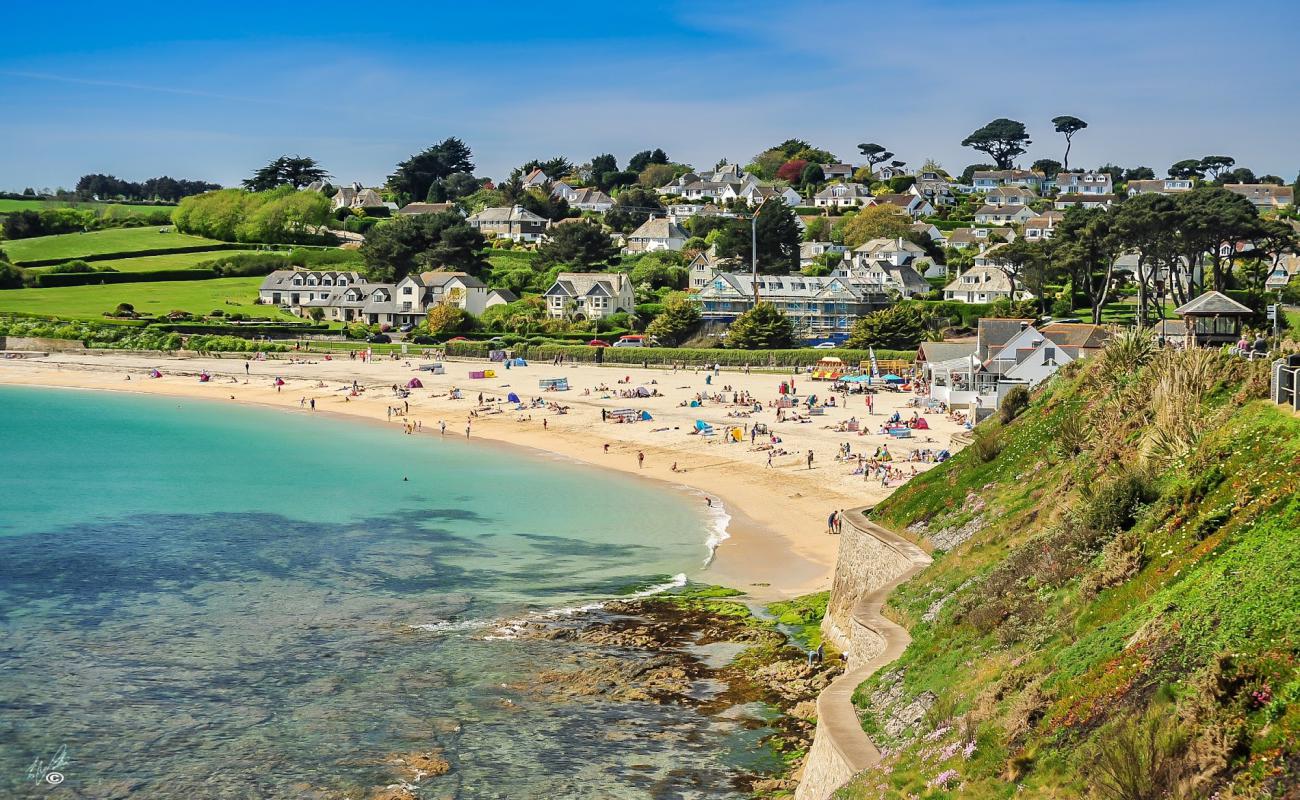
588 339 611 347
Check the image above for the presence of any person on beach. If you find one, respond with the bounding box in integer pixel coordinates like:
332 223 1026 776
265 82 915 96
465 423 471 439
543 418 548 430
604 443 610 454
244 362 250 376
836 510 845 534
637 451 645 469
440 420 446 436
767 451 773 468
806 450 814 470
310 398 315 411
816 643 825 664
827 510 837 535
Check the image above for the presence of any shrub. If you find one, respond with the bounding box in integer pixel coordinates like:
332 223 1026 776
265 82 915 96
1052 412 1088 458
998 386 1031 424
1078 469 1152 533
1086 711 1188 800
45 259 96 274
971 427 1003 462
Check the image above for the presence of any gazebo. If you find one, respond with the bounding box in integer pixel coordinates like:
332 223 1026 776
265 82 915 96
1173 291 1254 347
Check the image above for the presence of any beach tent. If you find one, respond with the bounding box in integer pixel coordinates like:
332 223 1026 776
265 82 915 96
507 392 521 404
729 427 743 442
635 386 650 397
882 374 904 383
640 411 653 421
512 358 527 367
694 419 714 434
198 372 210 383
913 417 930 429
149 369 163 378
407 378 423 388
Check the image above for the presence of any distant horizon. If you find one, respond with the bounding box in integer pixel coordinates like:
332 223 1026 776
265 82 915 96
2 0 1297 191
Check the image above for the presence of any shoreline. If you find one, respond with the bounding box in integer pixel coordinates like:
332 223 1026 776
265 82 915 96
0 351 965 601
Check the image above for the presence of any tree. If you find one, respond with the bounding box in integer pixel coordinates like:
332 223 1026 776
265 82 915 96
776 159 809 183
1123 166 1156 181
1110 192 1185 325
359 211 488 283
961 119 1031 170
441 172 482 200
846 304 927 349
519 157 573 179
1168 159 1206 180
725 302 796 349
1218 166 1257 186
714 203 800 273
387 138 475 205
638 163 678 188
1198 155 1236 181
644 293 701 347
627 149 668 173
1032 159 1063 179
242 156 329 191
1054 205 1123 323
605 187 664 233
839 205 912 247
857 143 894 174
425 304 474 337
800 162 826 188
535 221 619 270
1050 116 1088 170
803 216 831 242
0 261 24 289
1096 163 1125 185
590 154 619 190
1175 186 1262 293
988 238 1051 313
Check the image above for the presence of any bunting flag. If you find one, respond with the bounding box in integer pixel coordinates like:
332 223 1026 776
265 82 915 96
869 347 880 378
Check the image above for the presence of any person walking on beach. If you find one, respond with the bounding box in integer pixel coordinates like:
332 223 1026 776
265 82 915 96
244 362 250 376
310 398 315 411
543 418 548 430
766 451 773 468
806 450 814 470
604 443 610 454
866 393 873 415
440 420 446 436
465 422 471 439
637 450 645 469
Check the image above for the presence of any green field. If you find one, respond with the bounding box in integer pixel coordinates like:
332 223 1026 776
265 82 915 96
26 250 264 273
0 277 293 320
2 227 227 264
0 199 177 214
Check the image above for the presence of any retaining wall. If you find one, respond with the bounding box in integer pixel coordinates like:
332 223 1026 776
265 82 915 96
795 511 930 800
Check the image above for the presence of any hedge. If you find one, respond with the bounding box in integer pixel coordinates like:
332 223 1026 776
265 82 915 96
149 322 327 337
33 268 220 287
14 243 244 268
443 340 914 367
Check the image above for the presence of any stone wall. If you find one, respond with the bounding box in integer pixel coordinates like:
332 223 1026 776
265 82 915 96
0 336 90 353
795 510 930 800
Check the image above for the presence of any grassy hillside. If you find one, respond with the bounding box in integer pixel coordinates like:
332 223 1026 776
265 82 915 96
0 277 292 320
0 199 175 214
838 338 1299 798
3 227 225 264
25 250 263 273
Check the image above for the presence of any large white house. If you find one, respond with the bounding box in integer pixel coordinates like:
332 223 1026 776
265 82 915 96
624 218 689 252
813 183 875 209
542 272 635 320
942 265 1033 304
258 269 488 326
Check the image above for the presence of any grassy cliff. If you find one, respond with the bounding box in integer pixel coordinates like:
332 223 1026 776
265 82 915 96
838 337 1299 798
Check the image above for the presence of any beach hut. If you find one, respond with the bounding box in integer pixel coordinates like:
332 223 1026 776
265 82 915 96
407 377 423 389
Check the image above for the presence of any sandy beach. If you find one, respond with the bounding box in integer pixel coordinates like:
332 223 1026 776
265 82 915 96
0 349 964 600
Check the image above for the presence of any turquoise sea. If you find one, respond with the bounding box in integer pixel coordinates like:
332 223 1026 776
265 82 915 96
0 386 772 798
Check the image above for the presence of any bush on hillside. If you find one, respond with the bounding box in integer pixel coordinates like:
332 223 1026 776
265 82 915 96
998 385 1031 423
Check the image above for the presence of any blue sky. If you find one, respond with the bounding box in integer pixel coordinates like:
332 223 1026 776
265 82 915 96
1 0 1296 190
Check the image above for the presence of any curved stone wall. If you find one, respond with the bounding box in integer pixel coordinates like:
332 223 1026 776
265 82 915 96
795 511 930 800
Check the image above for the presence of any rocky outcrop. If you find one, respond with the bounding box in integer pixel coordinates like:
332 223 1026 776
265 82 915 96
795 510 930 800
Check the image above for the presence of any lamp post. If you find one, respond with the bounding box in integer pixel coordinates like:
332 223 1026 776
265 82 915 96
751 198 769 308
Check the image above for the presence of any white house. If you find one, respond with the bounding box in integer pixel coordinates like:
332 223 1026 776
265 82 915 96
485 288 519 309
1054 171 1113 196
522 168 551 188
1224 183 1295 210
1127 178 1195 196
543 272 635 320
563 187 615 212
813 183 875 209
946 227 1014 249
465 206 550 242
799 241 848 270
1022 210 1064 241
624 217 689 252
974 204 1036 226
984 186 1039 207
943 265 1033 304
1054 194 1117 210
972 169 1046 192
874 193 935 219
394 271 490 318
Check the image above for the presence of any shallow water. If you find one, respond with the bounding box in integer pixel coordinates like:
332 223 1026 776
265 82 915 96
0 387 771 798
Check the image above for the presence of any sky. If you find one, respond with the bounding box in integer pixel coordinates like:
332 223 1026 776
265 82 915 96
1 0 1297 191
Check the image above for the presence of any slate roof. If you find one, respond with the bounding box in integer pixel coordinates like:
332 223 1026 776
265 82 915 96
1174 290 1254 316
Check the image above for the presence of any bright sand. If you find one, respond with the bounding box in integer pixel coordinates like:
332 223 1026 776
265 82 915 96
0 350 965 599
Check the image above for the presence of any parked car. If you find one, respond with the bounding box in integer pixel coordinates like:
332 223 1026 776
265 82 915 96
588 339 611 347
367 333 392 344
613 335 646 348
398 323 416 332
812 342 837 349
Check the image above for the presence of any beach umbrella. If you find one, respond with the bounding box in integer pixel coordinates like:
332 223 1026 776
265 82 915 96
882 374 904 383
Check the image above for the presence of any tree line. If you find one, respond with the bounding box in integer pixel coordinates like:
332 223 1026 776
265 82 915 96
74 174 221 203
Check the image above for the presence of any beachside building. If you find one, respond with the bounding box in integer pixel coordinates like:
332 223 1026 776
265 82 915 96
946 227 1013 249
1054 171 1113 196
1174 290 1256 347
258 269 491 326
1126 178 1195 196
258 270 372 322
974 204 1036 226
332 182 388 211
693 272 886 336
543 272 635 321
972 169 1046 192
